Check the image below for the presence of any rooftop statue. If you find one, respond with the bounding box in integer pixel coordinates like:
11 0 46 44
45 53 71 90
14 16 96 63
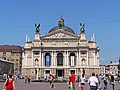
80 23 85 33
57 18 64 28
35 23 40 33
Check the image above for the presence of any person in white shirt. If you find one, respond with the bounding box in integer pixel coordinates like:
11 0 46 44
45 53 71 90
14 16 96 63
79 74 86 90
88 72 98 90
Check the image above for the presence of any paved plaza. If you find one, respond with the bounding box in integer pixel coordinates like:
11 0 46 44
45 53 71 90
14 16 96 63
0 79 120 90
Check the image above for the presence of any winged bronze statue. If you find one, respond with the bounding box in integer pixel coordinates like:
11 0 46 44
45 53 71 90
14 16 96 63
80 23 85 33
35 23 40 33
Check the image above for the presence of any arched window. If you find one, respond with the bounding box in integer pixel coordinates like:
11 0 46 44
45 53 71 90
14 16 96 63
57 53 63 66
45 53 51 67
69 53 76 66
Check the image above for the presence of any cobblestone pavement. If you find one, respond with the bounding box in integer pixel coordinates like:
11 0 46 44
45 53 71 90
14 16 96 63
0 79 120 90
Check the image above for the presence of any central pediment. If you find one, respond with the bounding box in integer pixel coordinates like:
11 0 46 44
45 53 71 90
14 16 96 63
43 29 79 39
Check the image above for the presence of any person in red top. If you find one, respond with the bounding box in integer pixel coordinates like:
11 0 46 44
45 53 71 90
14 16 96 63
69 72 76 90
3 74 15 90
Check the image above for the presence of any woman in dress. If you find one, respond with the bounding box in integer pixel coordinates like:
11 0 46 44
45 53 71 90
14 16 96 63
3 74 15 90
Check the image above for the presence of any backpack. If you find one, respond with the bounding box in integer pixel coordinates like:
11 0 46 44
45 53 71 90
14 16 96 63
104 76 108 84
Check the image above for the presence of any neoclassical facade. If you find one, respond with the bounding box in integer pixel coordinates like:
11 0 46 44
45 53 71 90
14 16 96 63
22 18 100 79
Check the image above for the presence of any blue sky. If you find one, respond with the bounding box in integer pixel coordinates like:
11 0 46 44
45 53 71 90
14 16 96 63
0 0 120 65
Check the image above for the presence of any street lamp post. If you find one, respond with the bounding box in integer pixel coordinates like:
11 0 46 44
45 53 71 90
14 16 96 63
36 66 38 80
35 59 39 80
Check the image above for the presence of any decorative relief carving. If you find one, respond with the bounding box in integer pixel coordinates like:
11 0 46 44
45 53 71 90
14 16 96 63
45 33 75 39
43 40 78 47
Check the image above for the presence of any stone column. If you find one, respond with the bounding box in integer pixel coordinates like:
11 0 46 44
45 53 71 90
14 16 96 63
66 50 69 66
39 50 41 66
64 50 67 66
32 50 34 67
25 51 28 66
51 50 54 66
87 51 88 66
94 51 95 65
97 52 99 66
79 50 81 66
76 51 79 66
42 52 44 66
53 51 56 66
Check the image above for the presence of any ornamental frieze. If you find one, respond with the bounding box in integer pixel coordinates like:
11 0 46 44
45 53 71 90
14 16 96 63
45 32 75 39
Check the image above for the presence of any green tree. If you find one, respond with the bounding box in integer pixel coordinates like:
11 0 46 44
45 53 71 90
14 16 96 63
118 64 120 70
118 57 120 70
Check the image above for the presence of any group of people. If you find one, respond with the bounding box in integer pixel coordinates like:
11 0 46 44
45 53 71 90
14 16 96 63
24 76 31 84
88 72 115 90
3 72 116 90
67 72 115 90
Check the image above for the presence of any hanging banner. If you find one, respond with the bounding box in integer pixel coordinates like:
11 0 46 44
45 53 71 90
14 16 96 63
46 56 50 66
71 56 74 66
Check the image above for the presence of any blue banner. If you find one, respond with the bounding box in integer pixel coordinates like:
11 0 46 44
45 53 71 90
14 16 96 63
46 56 50 66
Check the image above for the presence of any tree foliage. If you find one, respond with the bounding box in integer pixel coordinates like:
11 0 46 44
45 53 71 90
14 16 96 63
118 64 120 70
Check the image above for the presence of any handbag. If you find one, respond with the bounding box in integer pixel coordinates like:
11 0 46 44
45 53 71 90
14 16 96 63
5 79 8 86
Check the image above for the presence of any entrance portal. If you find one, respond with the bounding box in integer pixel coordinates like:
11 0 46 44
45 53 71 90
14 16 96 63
44 70 50 80
70 70 75 74
45 70 50 74
56 69 64 77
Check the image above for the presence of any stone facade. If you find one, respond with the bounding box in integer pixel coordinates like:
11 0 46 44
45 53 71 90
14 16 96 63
22 18 100 79
99 65 105 74
0 45 22 74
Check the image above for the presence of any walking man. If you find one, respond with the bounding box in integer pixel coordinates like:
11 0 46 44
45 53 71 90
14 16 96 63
88 72 98 90
110 75 114 90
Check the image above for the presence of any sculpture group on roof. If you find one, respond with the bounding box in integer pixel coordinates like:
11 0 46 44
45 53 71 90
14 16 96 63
80 23 85 33
35 23 40 33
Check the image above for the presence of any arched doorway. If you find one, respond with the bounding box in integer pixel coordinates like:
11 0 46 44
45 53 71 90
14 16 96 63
56 53 64 78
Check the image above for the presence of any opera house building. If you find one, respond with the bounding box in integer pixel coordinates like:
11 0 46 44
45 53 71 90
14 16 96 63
22 18 100 79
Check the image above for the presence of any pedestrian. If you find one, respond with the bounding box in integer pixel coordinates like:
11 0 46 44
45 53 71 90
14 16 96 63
28 76 31 84
103 74 108 90
49 74 55 88
96 74 103 90
24 76 28 84
99 74 104 90
69 72 76 90
14 75 18 83
44 73 47 81
79 74 86 90
38 75 40 80
68 75 71 89
3 74 16 90
88 72 98 90
110 75 114 90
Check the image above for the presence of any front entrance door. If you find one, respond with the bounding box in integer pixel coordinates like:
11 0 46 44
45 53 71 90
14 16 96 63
56 69 64 77
44 70 50 80
45 70 50 74
70 70 75 74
